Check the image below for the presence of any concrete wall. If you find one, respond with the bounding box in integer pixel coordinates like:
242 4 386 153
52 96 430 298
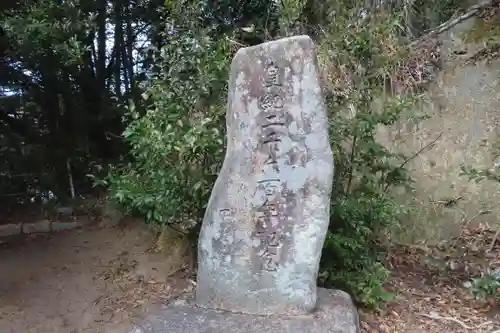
377 17 500 243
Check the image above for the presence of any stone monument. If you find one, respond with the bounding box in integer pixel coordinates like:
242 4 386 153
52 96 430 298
129 35 360 333
197 33 335 316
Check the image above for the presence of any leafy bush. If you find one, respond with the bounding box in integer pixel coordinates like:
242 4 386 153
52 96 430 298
102 28 232 234
99 1 271 236
465 269 500 301
315 7 422 308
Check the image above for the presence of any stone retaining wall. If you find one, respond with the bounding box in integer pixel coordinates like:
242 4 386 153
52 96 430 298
0 220 82 237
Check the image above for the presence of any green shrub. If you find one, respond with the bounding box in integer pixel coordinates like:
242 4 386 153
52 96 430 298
102 29 232 235
465 269 500 301
315 7 425 308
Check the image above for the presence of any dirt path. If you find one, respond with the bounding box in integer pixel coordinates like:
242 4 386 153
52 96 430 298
1 218 499 333
0 221 192 333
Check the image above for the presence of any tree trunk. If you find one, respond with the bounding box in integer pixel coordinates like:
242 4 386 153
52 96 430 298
97 0 107 90
114 0 123 98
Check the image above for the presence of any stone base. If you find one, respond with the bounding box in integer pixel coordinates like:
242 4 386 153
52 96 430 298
130 288 360 333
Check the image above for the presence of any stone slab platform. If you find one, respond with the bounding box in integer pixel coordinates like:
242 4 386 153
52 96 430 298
130 288 360 333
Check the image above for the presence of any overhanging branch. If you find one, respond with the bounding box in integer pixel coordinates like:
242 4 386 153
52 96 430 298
410 0 499 46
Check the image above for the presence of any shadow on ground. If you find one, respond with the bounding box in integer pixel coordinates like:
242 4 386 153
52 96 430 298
0 220 192 333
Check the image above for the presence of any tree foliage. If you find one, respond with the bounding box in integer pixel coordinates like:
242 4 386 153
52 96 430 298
0 0 276 205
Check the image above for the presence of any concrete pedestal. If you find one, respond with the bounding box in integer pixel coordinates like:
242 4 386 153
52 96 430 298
130 288 360 333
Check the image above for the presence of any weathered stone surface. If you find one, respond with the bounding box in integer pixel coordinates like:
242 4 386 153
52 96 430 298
0 223 22 237
22 220 52 234
196 35 334 315
51 221 81 232
130 288 359 333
